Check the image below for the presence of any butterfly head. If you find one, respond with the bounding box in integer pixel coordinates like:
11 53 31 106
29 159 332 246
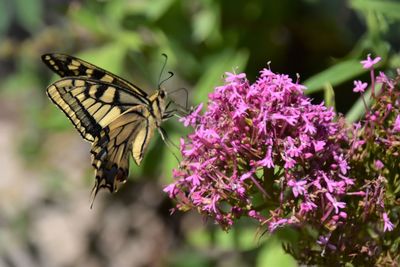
158 89 167 114
158 89 167 99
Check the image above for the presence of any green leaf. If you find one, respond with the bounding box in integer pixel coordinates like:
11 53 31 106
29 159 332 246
351 0 400 20
323 83 336 110
345 94 368 123
193 49 249 104
256 238 297 267
304 60 364 94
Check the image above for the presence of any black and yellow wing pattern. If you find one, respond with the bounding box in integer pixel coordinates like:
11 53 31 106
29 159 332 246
42 53 167 197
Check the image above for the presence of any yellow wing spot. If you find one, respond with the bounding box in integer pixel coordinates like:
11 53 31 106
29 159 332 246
81 98 96 108
99 107 121 126
71 59 80 66
100 87 116 103
71 87 86 97
75 92 87 101
68 65 79 70
100 74 114 83
74 79 86 87
89 85 98 98
93 159 102 169
56 79 74 88
94 105 111 122
87 102 102 115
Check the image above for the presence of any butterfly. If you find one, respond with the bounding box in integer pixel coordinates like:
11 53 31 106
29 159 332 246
42 53 174 199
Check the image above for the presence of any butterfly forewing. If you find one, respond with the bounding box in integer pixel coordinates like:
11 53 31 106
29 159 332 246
42 53 149 102
46 77 148 142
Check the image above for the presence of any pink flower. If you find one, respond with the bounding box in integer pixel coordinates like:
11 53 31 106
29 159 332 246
335 154 349 175
360 54 381 69
382 212 394 232
376 71 394 90
393 115 400 132
374 160 384 170
166 65 351 232
163 183 178 198
300 201 317 213
287 179 308 197
317 235 337 251
257 146 274 168
180 103 203 127
326 193 346 214
353 80 368 93
313 141 326 152
224 72 246 83
376 71 388 83
269 218 289 232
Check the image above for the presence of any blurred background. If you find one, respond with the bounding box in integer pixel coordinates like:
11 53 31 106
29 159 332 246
0 0 399 266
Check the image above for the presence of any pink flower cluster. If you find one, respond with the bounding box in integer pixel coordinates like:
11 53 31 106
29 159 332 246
165 67 354 231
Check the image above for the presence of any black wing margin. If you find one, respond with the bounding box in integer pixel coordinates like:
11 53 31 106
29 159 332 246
41 53 149 100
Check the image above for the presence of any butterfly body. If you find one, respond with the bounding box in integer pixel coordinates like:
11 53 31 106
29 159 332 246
42 53 167 195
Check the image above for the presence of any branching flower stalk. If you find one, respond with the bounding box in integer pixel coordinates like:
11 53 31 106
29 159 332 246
165 55 400 265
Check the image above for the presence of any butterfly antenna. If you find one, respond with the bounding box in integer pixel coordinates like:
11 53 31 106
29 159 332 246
158 127 180 164
158 54 174 89
158 53 168 88
159 71 174 89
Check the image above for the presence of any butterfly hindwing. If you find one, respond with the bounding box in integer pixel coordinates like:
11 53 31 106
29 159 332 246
42 53 149 101
91 106 156 193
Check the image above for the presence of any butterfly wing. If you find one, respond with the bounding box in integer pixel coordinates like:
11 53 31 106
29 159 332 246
41 53 149 101
91 106 156 195
43 53 166 197
46 77 148 142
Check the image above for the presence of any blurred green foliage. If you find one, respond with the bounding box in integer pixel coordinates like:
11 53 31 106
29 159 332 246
0 0 400 266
